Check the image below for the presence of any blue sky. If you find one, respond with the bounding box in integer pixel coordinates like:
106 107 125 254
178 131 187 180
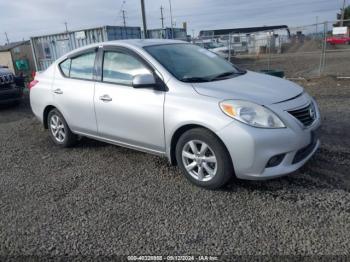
0 0 344 44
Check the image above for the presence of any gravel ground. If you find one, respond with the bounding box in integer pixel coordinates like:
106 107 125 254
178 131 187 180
0 77 350 257
233 47 350 78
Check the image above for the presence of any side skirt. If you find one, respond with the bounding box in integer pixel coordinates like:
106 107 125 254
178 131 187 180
74 131 167 157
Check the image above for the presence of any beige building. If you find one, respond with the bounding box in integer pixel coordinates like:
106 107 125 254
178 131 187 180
0 41 35 75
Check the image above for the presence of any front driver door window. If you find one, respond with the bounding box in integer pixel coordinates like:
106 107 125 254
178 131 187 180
102 51 151 85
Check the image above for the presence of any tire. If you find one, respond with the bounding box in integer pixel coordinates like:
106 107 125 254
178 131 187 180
47 109 77 147
175 128 234 189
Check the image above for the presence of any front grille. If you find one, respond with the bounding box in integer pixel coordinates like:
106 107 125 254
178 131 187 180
0 74 15 90
0 74 14 84
288 103 316 127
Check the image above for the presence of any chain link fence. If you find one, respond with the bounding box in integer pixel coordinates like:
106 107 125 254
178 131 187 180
195 20 350 78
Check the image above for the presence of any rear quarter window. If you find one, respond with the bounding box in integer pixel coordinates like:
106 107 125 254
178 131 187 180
59 59 71 77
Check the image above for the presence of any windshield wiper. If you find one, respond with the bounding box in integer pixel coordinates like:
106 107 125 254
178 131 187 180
181 70 246 83
209 71 244 81
181 76 211 83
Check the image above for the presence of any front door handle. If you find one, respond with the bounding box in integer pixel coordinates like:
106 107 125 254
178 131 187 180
53 88 63 94
99 94 112 102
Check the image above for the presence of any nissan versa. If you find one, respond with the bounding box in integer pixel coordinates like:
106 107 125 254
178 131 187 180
30 40 320 189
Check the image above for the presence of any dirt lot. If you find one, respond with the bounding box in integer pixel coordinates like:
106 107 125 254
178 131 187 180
233 45 350 78
0 77 350 257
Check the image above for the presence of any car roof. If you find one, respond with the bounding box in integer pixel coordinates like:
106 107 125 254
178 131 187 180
61 39 187 60
108 39 186 47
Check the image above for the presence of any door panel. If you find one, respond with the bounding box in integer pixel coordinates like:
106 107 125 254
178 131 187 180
52 52 97 135
94 49 165 152
53 77 97 134
94 83 165 152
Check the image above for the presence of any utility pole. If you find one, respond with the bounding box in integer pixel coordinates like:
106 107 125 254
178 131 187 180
340 0 346 26
160 5 165 29
316 16 318 37
122 10 127 27
140 0 148 38
64 22 68 32
169 0 174 39
4 32 9 44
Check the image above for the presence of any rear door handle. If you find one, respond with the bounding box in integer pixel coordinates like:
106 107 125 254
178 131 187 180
53 88 63 94
99 94 112 102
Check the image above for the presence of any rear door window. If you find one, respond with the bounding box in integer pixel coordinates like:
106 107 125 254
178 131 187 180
70 52 96 80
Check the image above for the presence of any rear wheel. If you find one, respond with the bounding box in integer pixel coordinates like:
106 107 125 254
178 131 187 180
175 128 234 189
47 109 77 147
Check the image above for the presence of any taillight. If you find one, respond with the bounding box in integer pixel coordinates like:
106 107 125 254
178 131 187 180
28 80 39 90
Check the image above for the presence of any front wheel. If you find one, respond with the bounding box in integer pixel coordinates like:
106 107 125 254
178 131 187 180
175 128 234 189
47 109 77 147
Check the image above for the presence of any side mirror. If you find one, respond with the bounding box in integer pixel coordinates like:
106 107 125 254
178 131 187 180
132 74 156 88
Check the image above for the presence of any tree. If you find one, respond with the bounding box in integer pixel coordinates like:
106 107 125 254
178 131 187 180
334 5 350 27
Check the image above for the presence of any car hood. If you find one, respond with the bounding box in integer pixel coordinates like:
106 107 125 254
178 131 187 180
192 71 303 105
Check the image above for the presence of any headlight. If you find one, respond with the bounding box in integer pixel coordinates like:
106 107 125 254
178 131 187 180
219 100 285 128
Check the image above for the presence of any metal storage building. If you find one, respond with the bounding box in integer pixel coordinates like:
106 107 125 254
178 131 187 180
30 25 141 71
199 25 290 38
147 27 187 40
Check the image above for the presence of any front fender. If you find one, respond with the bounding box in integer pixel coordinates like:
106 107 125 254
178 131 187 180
164 92 233 161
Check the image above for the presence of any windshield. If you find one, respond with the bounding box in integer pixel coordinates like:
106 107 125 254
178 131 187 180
144 43 244 82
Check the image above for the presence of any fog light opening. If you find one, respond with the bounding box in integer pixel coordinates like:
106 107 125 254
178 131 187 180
266 154 285 168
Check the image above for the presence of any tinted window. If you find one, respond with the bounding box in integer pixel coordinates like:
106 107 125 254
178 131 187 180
70 52 96 80
103 51 151 85
59 59 71 77
144 44 241 82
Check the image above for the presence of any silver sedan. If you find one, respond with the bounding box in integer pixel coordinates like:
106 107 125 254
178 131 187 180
30 39 320 189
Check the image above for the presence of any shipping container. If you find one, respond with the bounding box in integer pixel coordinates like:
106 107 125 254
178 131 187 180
0 41 35 75
147 27 187 40
31 25 141 71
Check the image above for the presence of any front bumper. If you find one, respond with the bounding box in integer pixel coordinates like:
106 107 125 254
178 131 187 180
216 95 321 180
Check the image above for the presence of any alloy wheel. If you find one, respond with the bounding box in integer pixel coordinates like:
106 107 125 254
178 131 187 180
181 140 218 182
50 114 66 143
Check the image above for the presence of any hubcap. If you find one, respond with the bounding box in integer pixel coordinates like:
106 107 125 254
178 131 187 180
50 114 66 143
182 140 217 182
